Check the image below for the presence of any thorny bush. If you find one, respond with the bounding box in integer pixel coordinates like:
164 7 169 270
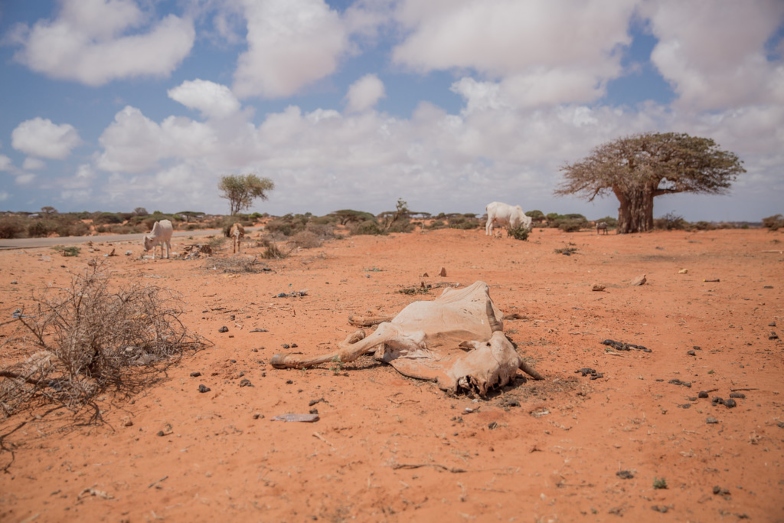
0 265 210 419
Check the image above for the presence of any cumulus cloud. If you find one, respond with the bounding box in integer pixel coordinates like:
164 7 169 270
23 157 46 170
644 0 784 110
16 173 36 185
11 0 195 86
168 79 241 119
345 74 385 112
392 0 635 107
233 0 349 98
12 118 81 159
0 155 12 171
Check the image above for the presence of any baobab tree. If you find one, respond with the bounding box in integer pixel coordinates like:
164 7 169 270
556 132 745 233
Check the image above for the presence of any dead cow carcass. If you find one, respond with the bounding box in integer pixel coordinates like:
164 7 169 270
271 281 542 395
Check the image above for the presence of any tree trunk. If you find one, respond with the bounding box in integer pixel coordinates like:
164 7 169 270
614 186 655 234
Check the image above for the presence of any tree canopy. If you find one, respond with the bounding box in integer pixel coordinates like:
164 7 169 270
555 132 745 233
218 174 275 215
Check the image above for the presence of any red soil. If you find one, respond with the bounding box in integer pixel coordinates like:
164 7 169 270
1 227 783 522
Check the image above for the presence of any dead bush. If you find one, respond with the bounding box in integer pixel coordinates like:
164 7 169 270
289 230 322 249
0 265 209 418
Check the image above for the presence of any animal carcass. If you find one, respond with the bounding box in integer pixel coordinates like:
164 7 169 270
271 281 542 395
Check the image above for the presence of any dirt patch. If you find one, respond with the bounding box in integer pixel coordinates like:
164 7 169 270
1 228 782 521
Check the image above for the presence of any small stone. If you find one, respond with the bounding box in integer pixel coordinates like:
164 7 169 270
286 379 293 384
218 326 228 333
156 430 165 437
591 284 606 292
488 421 498 430
616 470 634 480
679 404 691 409
282 344 290 349
698 390 709 398
190 371 201 377
711 397 725 406
198 384 211 393
630 274 647 286
729 392 746 399
687 350 696 356
724 398 737 408
291 343 298 348
253 413 264 419
124 420 133 427
239 379 252 387
706 417 719 424
769 321 776 327
693 345 702 350
769 331 779 340
652 505 669 513
309 408 319 415
439 267 447 277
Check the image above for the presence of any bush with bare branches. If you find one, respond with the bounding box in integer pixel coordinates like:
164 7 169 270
0 266 209 418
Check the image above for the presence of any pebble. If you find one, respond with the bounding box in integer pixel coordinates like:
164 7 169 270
218 326 228 333
198 384 211 393
724 398 737 408
239 379 252 387
769 331 779 340
253 413 264 420
729 392 746 399
669 379 692 388
616 470 634 480
706 417 719 424
687 350 696 356
190 371 201 377
698 391 709 398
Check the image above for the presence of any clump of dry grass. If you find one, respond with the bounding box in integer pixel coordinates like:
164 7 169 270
289 230 322 249
0 265 209 419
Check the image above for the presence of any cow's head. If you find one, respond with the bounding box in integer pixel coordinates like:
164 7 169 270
143 235 154 251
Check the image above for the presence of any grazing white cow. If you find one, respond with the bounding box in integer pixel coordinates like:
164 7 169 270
143 219 173 259
485 202 532 236
229 222 245 253
271 281 543 396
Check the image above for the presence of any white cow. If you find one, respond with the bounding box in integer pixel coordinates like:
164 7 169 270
143 219 173 259
485 202 532 236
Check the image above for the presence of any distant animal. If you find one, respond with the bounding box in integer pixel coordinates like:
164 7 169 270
596 221 608 235
229 223 245 253
485 202 532 236
143 219 173 259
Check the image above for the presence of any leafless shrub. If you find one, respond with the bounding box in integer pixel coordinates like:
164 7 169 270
289 230 322 249
0 265 209 418
255 236 289 259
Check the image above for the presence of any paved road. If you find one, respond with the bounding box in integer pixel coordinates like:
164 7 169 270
0 227 261 251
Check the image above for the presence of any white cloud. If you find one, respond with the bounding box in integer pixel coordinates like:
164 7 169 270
392 0 636 106
0 155 12 171
233 0 349 98
12 118 81 159
168 79 241 119
23 157 46 170
11 0 195 86
16 173 36 185
644 0 784 111
0 192 9 202
345 74 385 112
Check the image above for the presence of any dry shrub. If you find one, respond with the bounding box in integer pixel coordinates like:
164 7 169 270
0 266 209 418
289 230 322 249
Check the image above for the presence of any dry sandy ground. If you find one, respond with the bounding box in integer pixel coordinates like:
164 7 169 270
0 227 783 522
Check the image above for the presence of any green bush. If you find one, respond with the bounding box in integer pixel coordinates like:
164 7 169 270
558 220 583 232
447 214 482 230
507 224 530 240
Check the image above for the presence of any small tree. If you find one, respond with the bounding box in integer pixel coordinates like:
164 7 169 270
219 174 274 215
556 132 745 234
41 206 57 215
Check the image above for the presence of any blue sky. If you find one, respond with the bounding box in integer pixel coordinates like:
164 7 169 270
1 0 782 221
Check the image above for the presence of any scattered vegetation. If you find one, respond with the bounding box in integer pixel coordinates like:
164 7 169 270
52 245 80 257
554 245 578 256
653 477 668 490
762 214 784 231
0 266 209 418
206 255 270 274
507 224 530 241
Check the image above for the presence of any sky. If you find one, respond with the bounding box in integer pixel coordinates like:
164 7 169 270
0 0 782 221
